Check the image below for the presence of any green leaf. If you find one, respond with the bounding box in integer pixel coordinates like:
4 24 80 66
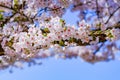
42 33 47 37
43 28 50 33
63 27 67 31
0 14 3 20
13 0 19 9
6 41 13 47
62 0 67 7
6 37 14 47
105 30 113 38
95 30 102 34
96 22 102 27
59 40 65 46
69 37 75 43
14 0 18 5
23 48 30 54
0 10 4 12
60 19 65 27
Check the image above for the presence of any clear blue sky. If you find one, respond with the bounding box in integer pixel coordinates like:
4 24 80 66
0 58 120 80
0 9 120 80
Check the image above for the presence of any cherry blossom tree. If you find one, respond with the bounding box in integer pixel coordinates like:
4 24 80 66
0 0 120 71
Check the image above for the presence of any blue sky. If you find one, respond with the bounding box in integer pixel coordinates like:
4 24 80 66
0 58 120 80
0 9 120 80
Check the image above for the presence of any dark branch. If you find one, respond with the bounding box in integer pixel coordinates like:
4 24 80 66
105 6 120 24
0 12 16 27
93 43 104 54
95 0 100 19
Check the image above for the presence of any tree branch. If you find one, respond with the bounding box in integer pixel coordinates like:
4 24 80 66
0 4 13 11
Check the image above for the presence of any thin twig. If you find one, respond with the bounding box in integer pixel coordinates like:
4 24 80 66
105 6 120 24
32 7 48 19
1 12 16 26
95 0 100 19
0 4 13 10
93 42 104 54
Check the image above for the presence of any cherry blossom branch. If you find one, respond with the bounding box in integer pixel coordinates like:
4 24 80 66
0 4 34 24
0 0 120 70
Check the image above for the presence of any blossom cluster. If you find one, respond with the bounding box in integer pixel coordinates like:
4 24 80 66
1 17 92 56
0 16 120 70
